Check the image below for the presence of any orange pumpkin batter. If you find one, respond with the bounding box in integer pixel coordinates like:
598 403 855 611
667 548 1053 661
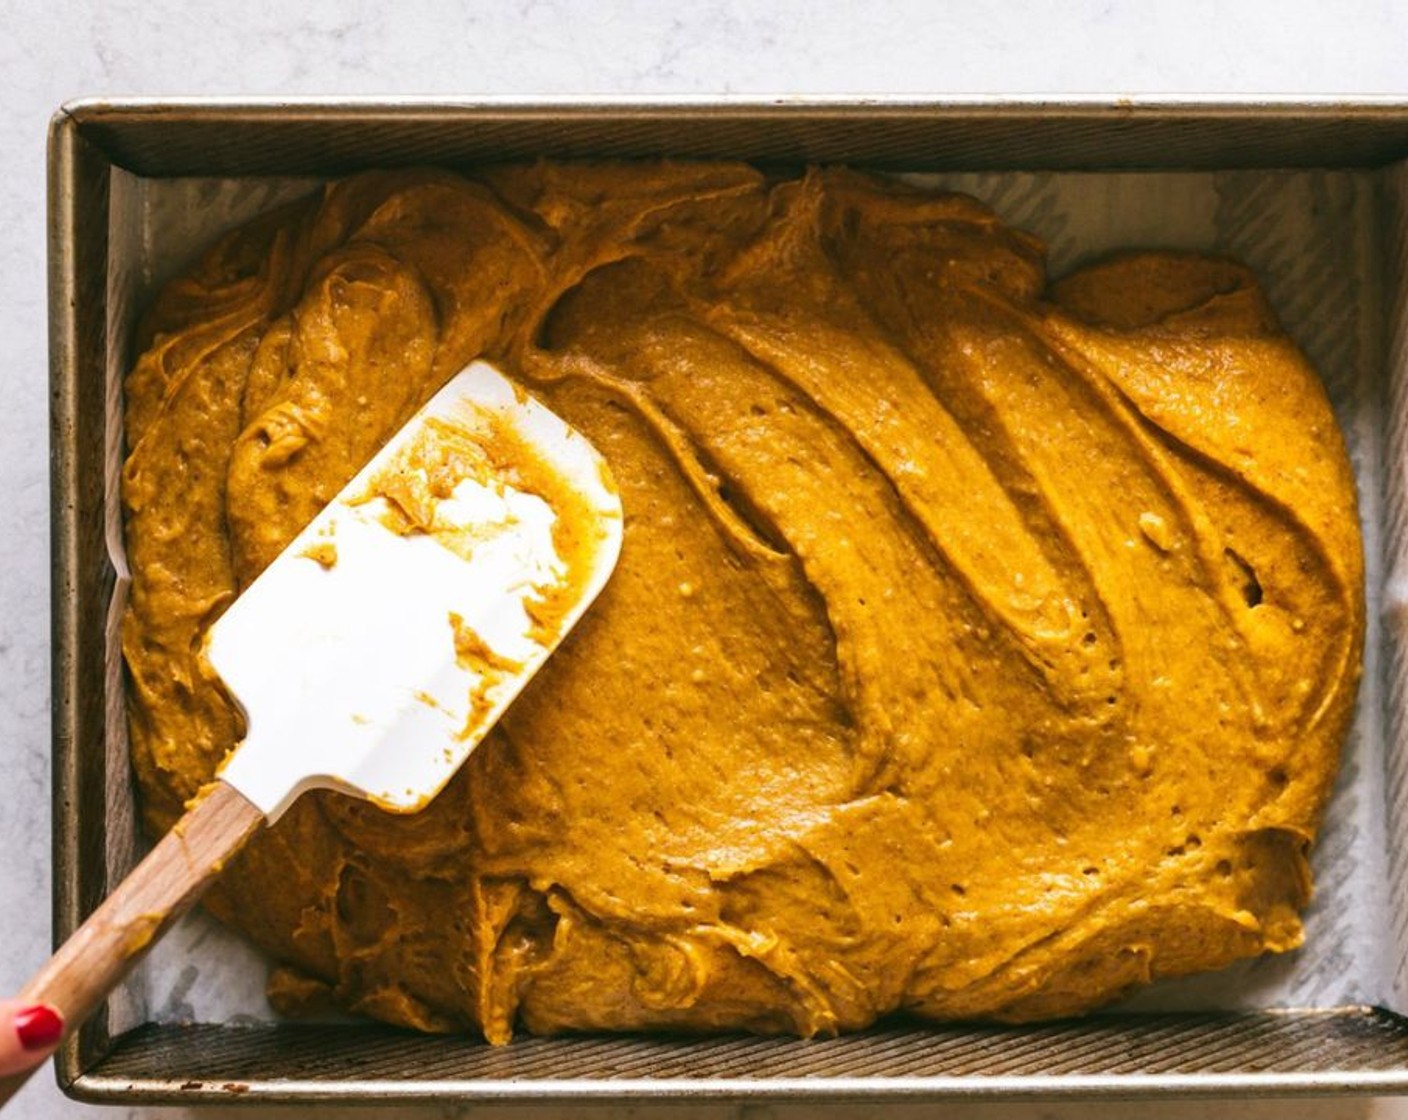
121 164 1364 1040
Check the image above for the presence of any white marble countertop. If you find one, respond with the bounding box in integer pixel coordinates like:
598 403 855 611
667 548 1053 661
4 1 1408 1116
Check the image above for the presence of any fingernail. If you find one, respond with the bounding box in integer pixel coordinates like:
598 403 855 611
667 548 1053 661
15 1005 64 1051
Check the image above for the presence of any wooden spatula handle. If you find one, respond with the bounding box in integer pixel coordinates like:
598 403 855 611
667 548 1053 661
0 781 264 1109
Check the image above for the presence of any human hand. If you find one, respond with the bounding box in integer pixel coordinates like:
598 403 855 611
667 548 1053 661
0 1000 62 1077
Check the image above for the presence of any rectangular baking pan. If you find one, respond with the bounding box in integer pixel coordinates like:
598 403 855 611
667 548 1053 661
48 96 1408 1104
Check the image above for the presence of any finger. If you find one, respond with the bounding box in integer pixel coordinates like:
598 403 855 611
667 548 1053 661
0 999 64 1077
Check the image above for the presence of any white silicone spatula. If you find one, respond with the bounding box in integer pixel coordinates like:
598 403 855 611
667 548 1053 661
1 361 622 1105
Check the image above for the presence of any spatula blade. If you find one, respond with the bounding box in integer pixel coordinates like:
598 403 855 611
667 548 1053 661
206 361 622 821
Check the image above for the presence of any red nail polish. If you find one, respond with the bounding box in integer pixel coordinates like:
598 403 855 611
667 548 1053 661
15 1005 64 1051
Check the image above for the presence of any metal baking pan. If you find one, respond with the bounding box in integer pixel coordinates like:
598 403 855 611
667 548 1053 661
47 96 1408 1104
